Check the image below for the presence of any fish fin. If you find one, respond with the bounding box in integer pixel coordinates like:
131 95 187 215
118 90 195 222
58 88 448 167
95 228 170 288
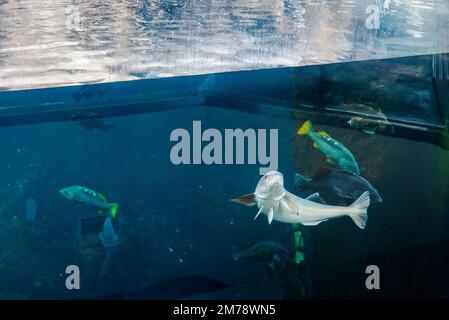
305 192 325 204
312 142 318 148
305 192 319 201
333 187 352 199
98 209 104 214
326 156 336 164
230 194 256 207
297 120 313 135
98 193 107 202
362 129 376 135
254 206 264 221
317 131 331 138
348 191 370 229
110 203 118 219
267 261 276 270
302 221 324 226
267 207 274 225
294 173 311 188
283 195 301 215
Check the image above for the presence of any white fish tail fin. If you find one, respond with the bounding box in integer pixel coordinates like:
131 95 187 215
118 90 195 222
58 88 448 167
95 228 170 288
348 191 370 229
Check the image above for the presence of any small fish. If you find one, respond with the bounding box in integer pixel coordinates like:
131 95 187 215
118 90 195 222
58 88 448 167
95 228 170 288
59 185 118 218
295 167 382 205
347 117 394 135
231 171 370 229
71 112 115 132
297 120 360 175
25 198 37 223
99 217 119 250
339 103 393 133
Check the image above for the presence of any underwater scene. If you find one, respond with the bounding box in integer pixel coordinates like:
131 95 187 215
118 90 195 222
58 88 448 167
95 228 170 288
0 52 449 300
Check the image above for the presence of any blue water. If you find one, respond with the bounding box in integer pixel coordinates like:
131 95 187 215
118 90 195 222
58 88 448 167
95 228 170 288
0 54 449 299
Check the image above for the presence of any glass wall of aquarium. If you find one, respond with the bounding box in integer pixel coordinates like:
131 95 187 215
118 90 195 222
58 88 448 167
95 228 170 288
0 0 449 302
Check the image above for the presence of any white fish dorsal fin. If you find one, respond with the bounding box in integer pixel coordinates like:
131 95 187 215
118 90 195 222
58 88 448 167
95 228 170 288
305 192 320 202
267 207 274 225
254 206 264 221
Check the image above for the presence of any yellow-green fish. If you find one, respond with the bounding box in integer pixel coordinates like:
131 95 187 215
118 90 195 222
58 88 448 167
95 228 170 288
297 120 360 175
59 185 118 218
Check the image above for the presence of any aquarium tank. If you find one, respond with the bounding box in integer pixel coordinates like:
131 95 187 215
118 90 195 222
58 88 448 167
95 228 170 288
0 0 449 301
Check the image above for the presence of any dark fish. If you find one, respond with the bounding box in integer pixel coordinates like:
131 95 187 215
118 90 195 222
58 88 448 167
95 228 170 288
232 241 289 271
98 275 234 300
71 111 115 132
295 167 382 205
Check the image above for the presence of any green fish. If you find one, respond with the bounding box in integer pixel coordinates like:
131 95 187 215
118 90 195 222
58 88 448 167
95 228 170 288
59 185 118 218
297 120 360 175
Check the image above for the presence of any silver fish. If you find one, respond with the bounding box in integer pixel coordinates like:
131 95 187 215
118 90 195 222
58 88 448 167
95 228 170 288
232 171 370 229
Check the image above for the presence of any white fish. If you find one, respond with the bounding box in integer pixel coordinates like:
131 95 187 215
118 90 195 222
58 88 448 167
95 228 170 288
231 171 370 229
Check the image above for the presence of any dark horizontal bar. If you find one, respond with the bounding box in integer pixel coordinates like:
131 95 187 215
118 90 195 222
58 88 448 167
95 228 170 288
204 94 449 150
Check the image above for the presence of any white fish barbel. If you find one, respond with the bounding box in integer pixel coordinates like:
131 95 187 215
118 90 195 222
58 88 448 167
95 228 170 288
232 171 370 229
